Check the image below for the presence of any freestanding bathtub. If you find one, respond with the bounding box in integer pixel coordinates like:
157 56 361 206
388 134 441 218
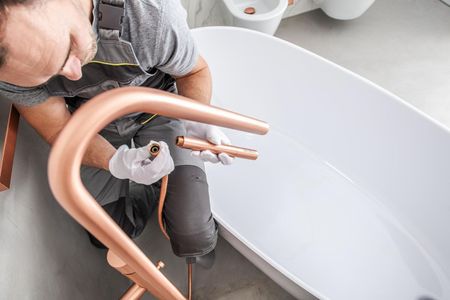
191 27 450 300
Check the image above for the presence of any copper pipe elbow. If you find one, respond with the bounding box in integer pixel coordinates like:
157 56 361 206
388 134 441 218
47 87 269 299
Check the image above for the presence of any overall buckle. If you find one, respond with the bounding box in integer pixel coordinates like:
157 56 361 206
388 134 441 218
98 1 124 32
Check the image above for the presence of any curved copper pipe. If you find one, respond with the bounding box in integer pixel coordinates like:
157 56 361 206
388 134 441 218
47 87 269 300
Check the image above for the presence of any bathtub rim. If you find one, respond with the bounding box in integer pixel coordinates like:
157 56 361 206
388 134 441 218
191 26 450 137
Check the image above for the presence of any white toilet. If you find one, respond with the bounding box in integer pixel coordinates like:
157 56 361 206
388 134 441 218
314 0 375 20
222 0 288 35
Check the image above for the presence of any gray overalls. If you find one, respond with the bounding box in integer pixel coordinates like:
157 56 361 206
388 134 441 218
44 0 217 257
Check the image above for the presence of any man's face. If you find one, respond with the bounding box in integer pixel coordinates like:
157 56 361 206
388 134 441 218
0 0 97 87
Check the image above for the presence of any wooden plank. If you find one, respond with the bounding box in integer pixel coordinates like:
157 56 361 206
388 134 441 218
0 105 20 192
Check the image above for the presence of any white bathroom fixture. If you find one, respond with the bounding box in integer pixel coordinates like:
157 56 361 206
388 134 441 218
314 0 375 20
222 0 288 35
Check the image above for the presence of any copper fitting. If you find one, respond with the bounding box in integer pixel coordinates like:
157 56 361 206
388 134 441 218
148 141 160 157
187 263 193 300
176 136 259 160
107 250 149 292
244 7 256 14
156 261 165 270
121 284 146 300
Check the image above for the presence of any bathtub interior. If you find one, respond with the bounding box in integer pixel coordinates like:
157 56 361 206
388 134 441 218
192 27 450 299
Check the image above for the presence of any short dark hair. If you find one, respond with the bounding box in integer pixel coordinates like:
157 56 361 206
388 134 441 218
0 0 34 69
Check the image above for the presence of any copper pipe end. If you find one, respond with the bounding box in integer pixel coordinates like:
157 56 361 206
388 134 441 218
148 141 160 157
175 136 184 147
176 136 259 160
244 7 256 14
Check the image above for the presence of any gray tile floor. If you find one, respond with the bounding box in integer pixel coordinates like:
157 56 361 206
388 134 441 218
277 0 450 128
137 218 297 300
137 1 450 299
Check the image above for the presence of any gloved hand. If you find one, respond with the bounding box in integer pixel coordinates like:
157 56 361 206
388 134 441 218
109 141 174 185
182 120 234 165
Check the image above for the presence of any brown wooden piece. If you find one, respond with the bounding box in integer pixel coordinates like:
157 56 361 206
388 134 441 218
0 105 20 192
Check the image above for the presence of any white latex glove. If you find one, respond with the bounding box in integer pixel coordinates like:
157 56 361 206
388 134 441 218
182 120 234 165
109 141 174 185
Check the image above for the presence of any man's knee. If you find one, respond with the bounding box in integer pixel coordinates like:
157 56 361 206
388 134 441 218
168 222 218 257
164 165 218 257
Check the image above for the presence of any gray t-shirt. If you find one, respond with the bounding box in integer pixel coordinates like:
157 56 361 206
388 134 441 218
0 0 198 106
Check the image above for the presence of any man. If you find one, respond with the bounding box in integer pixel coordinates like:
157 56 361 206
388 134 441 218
0 0 232 264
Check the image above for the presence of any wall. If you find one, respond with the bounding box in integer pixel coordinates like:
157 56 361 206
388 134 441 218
180 0 318 28
0 99 127 299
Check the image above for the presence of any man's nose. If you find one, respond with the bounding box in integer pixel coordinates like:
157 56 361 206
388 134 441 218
59 55 83 81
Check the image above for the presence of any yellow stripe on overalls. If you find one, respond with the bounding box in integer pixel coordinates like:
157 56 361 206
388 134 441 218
88 60 140 67
140 113 158 125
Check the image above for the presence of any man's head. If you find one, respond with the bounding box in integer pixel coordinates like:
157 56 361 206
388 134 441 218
0 0 97 87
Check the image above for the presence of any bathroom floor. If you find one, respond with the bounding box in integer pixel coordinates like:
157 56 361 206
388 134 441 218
139 1 450 299
277 0 450 129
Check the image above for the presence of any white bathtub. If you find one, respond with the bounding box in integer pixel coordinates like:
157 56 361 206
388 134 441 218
191 27 450 300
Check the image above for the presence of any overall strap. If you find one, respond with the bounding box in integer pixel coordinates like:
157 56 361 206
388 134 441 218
97 0 125 40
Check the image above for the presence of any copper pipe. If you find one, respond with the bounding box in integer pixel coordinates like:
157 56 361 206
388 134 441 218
158 176 191 299
176 136 259 160
121 284 146 300
0 105 20 192
151 141 171 241
156 174 189 298
158 175 170 240
147 140 171 241
107 250 149 290
187 263 193 300
47 87 269 300
114 258 166 300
